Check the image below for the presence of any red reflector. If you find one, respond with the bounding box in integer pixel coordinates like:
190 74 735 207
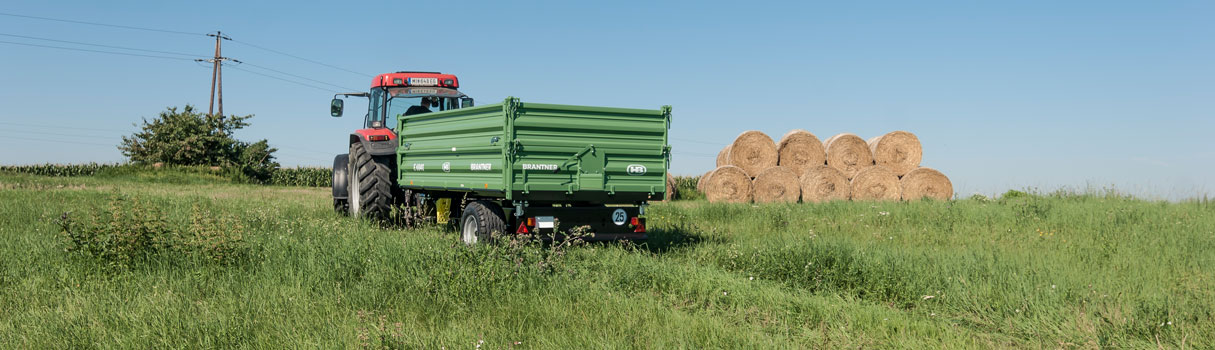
368 135 390 141
633 222 646 233
516 223 529 234
630 217 640 226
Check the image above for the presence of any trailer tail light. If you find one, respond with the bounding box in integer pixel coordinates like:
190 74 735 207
630 217 646 233
517 217 535 234
368 135 390 141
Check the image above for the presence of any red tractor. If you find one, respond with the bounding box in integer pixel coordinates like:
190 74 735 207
329 71 473 218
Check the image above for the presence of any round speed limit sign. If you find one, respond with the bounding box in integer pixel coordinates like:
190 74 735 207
612 209 627 226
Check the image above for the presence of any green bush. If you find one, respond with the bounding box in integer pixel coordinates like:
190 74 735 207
54 196 172 267
118 105 279 183
53 195 251 267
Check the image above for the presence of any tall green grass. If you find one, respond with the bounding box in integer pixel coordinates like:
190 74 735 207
0 173 1210 348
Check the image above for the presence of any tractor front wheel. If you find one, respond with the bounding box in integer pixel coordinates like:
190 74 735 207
332 154 350 214
347 142 392 220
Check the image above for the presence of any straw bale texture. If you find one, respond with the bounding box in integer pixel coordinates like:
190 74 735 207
900 167 953 200
752 166 800 203
697 171 711 192
799 165 850 203
703 166 753 203
776 129 826 176
867 131 922 177
824 133 874 180
715 145 732 167
727 131 778 176
850 166 900 201
664 173 677 201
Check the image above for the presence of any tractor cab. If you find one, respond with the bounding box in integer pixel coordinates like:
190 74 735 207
328 71 473 215
331 71 473 130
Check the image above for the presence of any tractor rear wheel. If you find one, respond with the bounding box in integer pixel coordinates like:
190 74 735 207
347 142 392 220
459 201 507 245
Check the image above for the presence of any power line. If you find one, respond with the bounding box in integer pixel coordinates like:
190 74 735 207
0 11 205 36
0 135 114 147
225 64 337 92
278 145 339 156
0 121 135 133
0 40 198 61
240 62 357 91
0 129 120 141
0 11 366 87
230 39 369 77
0 32 203 57
670 137 725 146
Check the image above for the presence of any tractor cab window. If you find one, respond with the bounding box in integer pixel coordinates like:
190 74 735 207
366 88 387 128
384 86 468 129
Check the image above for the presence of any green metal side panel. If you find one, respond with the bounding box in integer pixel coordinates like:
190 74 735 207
397 97 671 203
510 101 669 202
396 104 508 196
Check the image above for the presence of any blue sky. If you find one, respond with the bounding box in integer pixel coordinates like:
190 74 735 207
1 1 1212 199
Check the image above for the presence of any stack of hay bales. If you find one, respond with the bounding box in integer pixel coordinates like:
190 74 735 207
700 130 952 203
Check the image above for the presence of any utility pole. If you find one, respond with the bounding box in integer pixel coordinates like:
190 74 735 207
196 31 239 117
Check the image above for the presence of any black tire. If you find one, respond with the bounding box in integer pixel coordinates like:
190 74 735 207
348 142 393 220
459 201 507 245
332 154 350 214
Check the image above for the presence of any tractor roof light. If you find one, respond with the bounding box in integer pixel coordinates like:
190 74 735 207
374 72 459 89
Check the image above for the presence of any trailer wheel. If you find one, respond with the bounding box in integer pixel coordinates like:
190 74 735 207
460 201 506 245
348 142 392 220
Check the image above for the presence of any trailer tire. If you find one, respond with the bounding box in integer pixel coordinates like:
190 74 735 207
348 142 392 220
460 201 506 245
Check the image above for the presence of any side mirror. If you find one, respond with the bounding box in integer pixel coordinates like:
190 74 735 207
461 97 474 108
330 98 344 117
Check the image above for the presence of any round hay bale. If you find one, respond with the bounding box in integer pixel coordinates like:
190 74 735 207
703 166 753 203
850 166 900 201
752 166 800 203
696 171 711 192
867 131 922 177
715 145 732 167
664 173 678 201
901 167 953 200
824 133 874 180
726 131 778 176
776 129 826 176
799 165 850 203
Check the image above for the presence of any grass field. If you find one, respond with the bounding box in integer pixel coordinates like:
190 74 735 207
1 170 1212 348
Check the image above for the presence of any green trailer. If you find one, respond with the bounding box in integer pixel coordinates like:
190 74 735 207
395 97 671 244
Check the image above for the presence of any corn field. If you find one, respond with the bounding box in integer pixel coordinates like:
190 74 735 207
269 167 331 187
0 163 120 177
1 164 332 188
